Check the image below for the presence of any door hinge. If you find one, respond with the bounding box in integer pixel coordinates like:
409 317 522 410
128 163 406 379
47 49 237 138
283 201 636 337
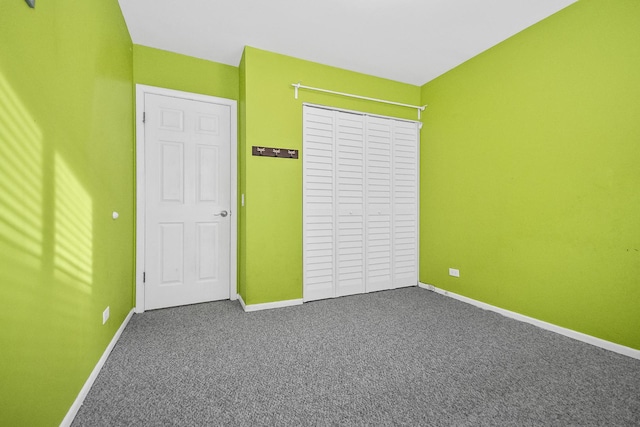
142 112 146 123
143 272 146 283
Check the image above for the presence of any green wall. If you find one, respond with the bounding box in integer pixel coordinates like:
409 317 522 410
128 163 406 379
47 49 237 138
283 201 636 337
240 47 420 305
0 1 134 425
420 0 640 350
133 45 239 100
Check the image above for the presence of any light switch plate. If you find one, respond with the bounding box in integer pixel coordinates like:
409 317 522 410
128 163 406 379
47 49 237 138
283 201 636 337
102 306 110 325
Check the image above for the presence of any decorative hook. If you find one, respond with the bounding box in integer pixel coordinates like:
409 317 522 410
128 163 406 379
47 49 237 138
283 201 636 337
252 146 298 159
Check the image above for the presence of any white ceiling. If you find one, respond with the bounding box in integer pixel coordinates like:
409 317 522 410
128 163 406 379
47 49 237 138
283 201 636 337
118 0 577 86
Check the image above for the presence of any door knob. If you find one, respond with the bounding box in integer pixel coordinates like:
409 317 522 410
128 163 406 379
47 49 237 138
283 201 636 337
215 210 228 217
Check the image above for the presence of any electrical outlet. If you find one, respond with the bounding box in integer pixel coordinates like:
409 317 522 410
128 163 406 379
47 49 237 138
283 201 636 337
102 306 110 325
449 268 460 278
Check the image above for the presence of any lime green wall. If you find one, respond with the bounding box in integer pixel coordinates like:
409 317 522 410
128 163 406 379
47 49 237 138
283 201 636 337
420 0 640 349
0 1 134 425
241 47 420 304
133 45 239 100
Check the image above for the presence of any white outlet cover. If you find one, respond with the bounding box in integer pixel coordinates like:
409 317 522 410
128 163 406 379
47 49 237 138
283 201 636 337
449 268 460 277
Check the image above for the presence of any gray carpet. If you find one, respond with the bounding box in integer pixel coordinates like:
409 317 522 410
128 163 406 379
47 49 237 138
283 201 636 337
72 287 640 426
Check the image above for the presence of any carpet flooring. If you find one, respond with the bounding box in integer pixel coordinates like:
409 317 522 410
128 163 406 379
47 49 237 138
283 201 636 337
72 287 640 426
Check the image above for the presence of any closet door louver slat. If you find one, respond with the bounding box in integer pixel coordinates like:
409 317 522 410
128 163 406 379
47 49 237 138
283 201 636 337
392 121 419 288
365 117 393 292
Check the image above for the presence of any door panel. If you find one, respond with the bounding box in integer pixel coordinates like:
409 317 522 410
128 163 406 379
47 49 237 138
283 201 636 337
196 222 218 281
160 142 184 203
366 117 393 292
303 107 336 302
392 121 419 288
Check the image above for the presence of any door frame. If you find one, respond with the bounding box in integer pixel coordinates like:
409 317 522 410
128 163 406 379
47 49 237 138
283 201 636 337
135 84 238 313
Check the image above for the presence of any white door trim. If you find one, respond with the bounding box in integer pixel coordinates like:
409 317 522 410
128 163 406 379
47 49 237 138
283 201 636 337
135 84 238 313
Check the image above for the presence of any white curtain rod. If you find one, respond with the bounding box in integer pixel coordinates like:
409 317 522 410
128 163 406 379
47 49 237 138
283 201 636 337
303 103 422 129
291 83 427 119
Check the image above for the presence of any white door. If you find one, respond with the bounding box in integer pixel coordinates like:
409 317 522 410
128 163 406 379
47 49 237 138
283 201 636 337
144 93 231 310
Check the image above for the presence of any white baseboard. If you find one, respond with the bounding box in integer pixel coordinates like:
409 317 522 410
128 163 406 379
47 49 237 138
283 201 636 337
237 294 303 312
60 308 135 427
238 294 247 310
418 283 640 360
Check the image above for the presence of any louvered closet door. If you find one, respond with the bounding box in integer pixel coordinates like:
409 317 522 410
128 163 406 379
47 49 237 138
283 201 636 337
303 105 419 301
303 107 336 302
335 112 365 297
392 121 419 288
365 117 394 292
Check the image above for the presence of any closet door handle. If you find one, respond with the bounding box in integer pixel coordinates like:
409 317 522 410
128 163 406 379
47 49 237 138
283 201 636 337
215 210 228 217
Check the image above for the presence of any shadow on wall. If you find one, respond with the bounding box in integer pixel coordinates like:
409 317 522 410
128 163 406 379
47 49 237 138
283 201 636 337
0 68 94 297
0 69 44 282
0 68 95 421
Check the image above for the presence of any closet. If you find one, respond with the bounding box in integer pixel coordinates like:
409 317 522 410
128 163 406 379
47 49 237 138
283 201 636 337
303 105 419 302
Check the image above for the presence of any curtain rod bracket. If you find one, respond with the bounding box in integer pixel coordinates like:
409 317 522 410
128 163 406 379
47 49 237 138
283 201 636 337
294 82 301 100
418 105 427 120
